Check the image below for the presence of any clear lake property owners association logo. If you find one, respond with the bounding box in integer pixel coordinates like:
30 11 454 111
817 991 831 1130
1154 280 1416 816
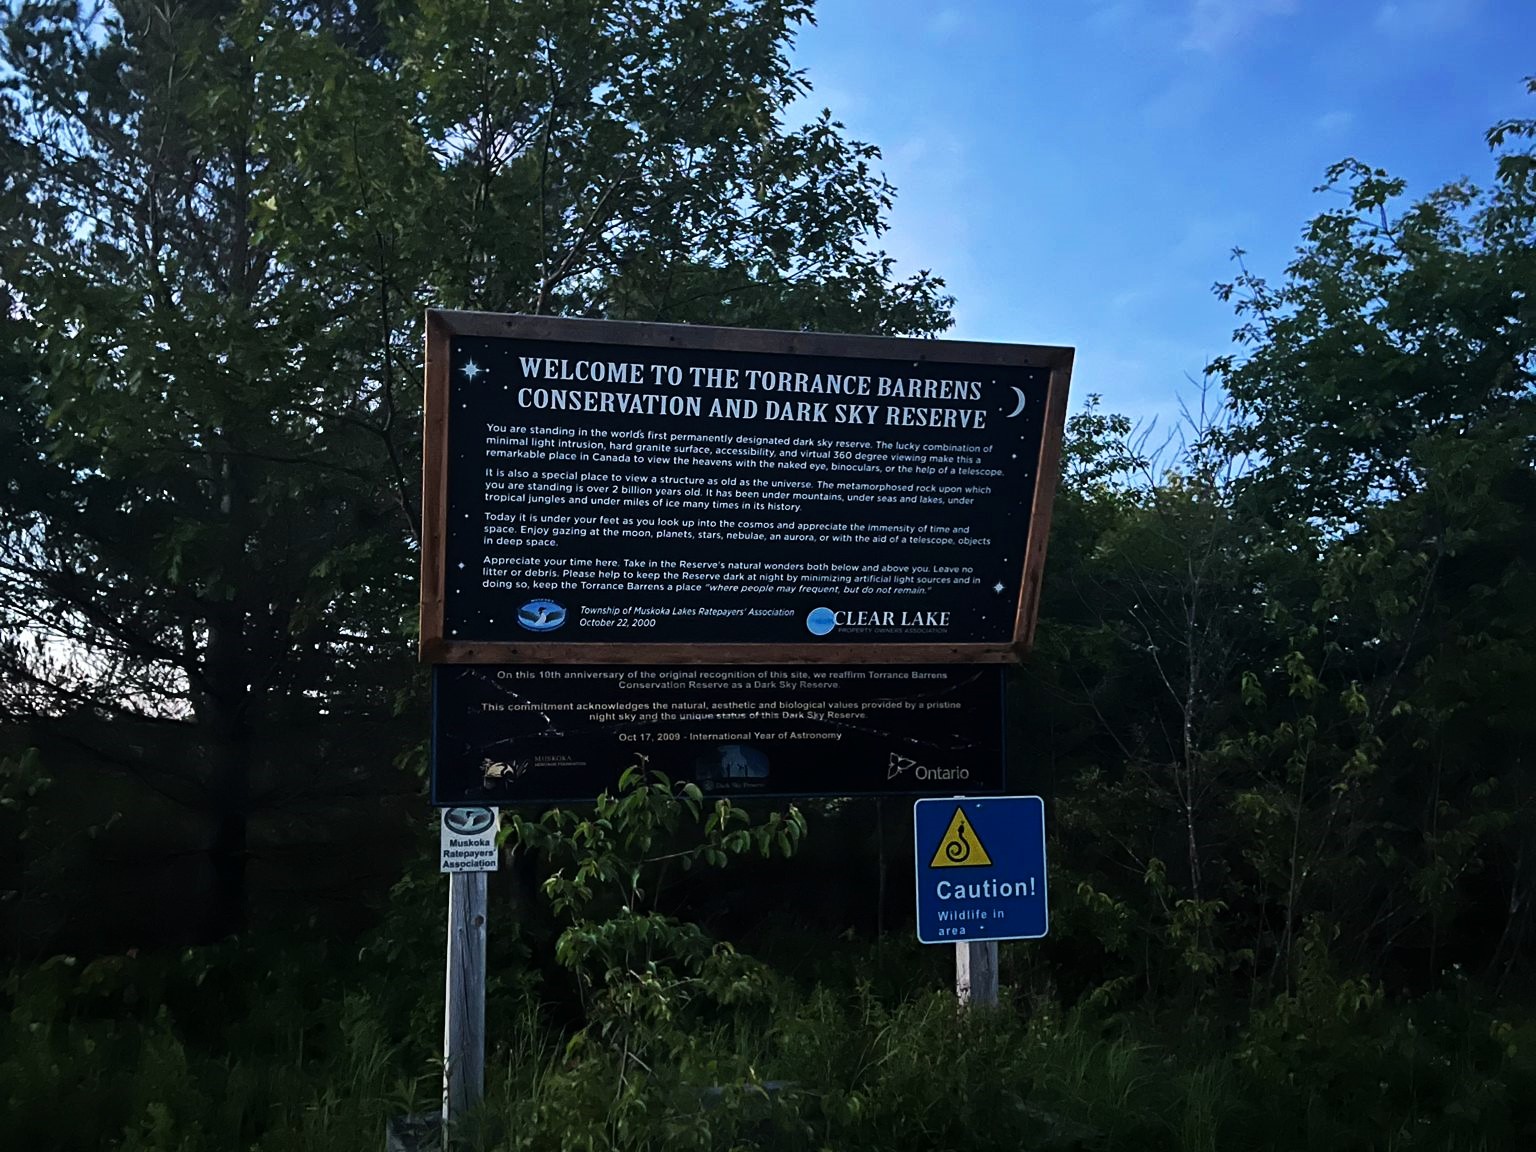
805 605 951 635
517 599 567 632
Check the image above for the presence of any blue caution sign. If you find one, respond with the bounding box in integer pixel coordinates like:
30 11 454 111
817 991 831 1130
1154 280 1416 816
913 796 1048 944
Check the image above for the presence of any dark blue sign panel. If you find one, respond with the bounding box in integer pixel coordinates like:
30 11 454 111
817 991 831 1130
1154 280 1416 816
913 796 1048 944
432 664 1006 804
440 333 1053 647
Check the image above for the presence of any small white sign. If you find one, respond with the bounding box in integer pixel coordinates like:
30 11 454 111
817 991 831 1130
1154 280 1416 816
440 806 500 873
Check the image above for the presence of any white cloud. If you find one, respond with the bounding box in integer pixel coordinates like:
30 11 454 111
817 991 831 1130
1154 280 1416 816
785 82 867 130
1086 0 1146 32
1314 109 1354 135
928 8 967 39
880 125 973 284
818 116 975 334
1375 0 1475 34
1063 342 1222 435
1183 0 1298 53
1171 211 1259 267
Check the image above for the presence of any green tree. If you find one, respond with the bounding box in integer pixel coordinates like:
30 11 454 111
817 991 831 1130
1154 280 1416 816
1030 399 1277 997
0 0 950 941
1033 89 1536 999
394 0 951 331
1 0 420 939
1211 86 1536 987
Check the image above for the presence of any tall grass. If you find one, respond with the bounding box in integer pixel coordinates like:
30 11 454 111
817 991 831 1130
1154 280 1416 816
7 932 1531 1151
5 782 1533 1151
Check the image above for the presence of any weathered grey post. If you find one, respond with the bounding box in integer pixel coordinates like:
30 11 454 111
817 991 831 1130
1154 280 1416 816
443 870 488 1131
955 939 999 1007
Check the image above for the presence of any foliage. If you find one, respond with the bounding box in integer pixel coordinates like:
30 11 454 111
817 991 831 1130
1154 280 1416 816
2 2 1536 1146
0 0 949 940
0 934 434 1152
501 764 804 1147
1022 84 1536 1012
5 927 1536 1151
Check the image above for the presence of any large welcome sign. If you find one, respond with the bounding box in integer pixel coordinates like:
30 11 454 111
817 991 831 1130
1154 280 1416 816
420 313 1071 665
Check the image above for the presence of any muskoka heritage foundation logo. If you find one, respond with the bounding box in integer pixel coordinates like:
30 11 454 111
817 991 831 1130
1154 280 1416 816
805 606 952 635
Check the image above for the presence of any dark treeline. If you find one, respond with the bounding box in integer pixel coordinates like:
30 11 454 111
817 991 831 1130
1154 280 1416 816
0 0 951 952
1030 140 1536 1003
2 2 1535 1149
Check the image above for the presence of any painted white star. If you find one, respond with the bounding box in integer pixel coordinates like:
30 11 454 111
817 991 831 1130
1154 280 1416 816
461 360 484 382
993 581 1006 594
457 562 465 569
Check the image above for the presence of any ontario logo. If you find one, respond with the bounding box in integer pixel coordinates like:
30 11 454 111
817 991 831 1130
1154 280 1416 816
517 599 567 632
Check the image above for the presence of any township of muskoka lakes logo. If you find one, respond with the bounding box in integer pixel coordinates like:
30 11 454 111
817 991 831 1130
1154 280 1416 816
517 599 567 632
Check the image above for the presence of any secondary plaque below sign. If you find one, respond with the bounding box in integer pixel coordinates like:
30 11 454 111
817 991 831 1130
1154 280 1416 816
431 664 1005 805
420 312 1072 664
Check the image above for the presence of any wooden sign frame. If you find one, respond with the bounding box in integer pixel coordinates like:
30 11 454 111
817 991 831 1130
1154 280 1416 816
420 310 1071 664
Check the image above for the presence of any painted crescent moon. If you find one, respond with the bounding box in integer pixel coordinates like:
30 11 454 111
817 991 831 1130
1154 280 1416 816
1007 387 1027 418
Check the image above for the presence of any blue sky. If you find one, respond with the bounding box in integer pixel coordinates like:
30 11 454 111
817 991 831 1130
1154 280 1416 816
791 0 1536 426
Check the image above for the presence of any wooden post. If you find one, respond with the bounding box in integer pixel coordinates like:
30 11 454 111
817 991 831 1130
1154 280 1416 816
443 870 487 1132
875 798 887 939
955 940 998 1007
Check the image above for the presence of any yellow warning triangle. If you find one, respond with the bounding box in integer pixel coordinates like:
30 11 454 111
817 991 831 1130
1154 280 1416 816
929 807 993 868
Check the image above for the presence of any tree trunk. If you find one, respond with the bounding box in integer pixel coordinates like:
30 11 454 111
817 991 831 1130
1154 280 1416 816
198 560 252 939
205 727 251 940
875 798 887 939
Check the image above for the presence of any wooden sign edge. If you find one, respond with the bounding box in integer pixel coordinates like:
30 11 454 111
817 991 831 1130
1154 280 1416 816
421 639 1025 664
1012 356 1074 653
419 310 453 661
430 309 1075 370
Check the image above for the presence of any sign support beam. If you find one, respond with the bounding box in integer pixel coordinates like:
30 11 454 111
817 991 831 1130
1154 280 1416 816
443 870 487 1131
955 940 998 1007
